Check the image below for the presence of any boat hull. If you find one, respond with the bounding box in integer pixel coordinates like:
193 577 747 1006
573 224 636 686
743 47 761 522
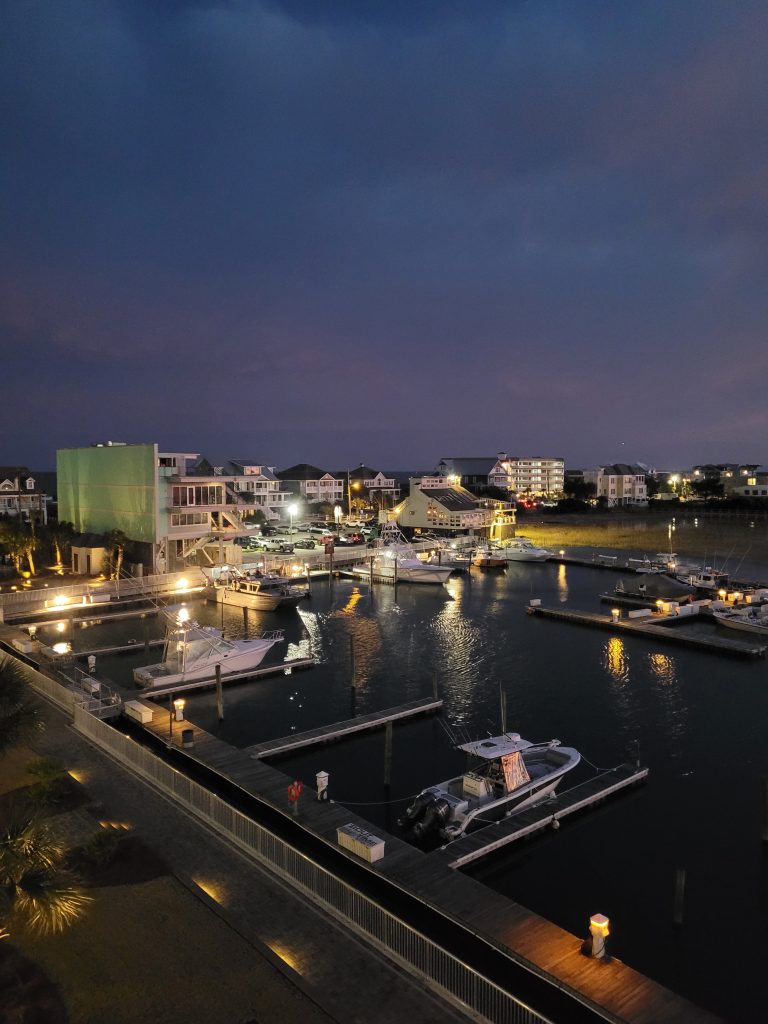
208 584 303 612
711 611 768 636
134 638 279 688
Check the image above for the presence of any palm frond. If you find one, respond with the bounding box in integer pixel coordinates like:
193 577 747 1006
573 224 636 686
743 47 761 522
0 815 63 881
11 867 92 934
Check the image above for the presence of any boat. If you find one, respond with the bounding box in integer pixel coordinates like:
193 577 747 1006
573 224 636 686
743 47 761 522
398 731 581 843
204 565 307 612
492 537 553 562
673 567 729 592
710 603 768 636
472 545 506 568
352 523 453 584
133 608 284 688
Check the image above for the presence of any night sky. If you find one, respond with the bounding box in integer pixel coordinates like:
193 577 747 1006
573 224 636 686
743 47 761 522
3 1 767 471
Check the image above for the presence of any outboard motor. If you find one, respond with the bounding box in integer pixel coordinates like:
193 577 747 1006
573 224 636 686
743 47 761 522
398 791 436 830
412 797 452 840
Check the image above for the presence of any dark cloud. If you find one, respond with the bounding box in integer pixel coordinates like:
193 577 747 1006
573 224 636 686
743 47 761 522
2 1 767 469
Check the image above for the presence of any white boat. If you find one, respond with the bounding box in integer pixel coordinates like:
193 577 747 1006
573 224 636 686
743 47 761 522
204 565 307 612
674 567 729 592
398 731 581 843
133 608 284 688
473 545 506 568
492 537 553 562
352 523 453 585
710 603 768 636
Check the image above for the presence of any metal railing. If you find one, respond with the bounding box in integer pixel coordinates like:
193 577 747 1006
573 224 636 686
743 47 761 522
72 706 550 1024
0 569 207 615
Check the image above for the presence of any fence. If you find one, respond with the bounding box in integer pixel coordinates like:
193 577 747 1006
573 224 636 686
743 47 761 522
72 705 551 1024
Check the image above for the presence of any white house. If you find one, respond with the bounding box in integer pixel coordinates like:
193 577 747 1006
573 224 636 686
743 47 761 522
585 464 647 507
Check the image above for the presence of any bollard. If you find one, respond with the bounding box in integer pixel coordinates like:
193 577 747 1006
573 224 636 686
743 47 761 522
611 607 620 623
215 664 224 721
383 721 393 786
589 914 610 959
316 770 329 801
87 655 97 674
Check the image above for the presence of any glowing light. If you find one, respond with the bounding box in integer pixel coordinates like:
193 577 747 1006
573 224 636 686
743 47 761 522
718 589 727 599
267 943 303 973
605 636 627 681
53 595 68 606
56 622 66 633
52 642 71 655
590 913 610 937
175 577 189 591
193 879 226 904
177 607 190 623
67 769 86 783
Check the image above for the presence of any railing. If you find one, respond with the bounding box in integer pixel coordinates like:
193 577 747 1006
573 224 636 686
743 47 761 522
0 569 207 615
72 707 550 1024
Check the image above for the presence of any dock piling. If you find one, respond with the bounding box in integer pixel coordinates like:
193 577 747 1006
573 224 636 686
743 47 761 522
762 778 768 843
384 720 393 786
673 867 686 925
215 664 224 721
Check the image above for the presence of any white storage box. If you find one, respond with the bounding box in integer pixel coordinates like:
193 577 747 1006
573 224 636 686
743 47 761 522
337 823 385 863
124 700 155 724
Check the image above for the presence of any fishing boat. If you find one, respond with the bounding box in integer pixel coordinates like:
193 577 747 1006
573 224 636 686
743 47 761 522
352 523 453 584
673 567 729 593
204 565 307 612
710 603 768 636
492 537 553 562
398 731 581 843
472 545 506 568
133 607 284 688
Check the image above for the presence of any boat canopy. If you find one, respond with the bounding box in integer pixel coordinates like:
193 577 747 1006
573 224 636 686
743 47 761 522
458 732 536 759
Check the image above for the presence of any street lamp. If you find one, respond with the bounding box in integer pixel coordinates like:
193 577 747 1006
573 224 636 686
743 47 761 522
288 503 298 535
334 504 342 525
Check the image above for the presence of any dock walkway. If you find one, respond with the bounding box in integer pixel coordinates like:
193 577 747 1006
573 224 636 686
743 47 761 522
137 656 316 699
129 709 719 1024
244 697 443 759
434 763 649 869
528 605 766 658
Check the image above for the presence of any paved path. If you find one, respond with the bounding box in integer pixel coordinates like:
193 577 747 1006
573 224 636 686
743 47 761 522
30 697 470 1024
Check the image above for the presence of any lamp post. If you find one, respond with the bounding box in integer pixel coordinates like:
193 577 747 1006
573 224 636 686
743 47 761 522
288 503 298 536
334 504 342 526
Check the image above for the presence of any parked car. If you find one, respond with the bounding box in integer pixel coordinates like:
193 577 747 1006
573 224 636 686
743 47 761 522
293 539 316 549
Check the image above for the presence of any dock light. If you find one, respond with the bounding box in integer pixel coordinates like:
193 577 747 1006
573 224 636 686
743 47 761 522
718 589 727 600
611 608 620 622
559 549 565 558
173 698 186 721
52 642 71 655
589 913 610 959
28 626 36 638
56 622 66 633
177 607 190 623
175 577 189 591
733 592 742 602
53 595 68 606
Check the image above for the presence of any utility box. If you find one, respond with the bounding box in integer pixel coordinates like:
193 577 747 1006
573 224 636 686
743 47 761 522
337 823 385 863
124 700 155 724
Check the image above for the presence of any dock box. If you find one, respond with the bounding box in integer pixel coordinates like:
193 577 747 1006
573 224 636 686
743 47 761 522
337 823 385 863
11 638 37 654
628 608 653 619
123 700 155 724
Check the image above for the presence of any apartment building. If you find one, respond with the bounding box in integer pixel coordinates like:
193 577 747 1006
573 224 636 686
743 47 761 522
585 464 647 507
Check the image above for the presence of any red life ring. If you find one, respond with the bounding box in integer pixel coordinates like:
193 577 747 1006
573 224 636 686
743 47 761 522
288 781 303 803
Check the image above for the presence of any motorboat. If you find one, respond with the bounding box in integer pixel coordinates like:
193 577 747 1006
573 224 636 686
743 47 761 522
472 545 506 568
398 731 581 843
710 602 768 636
352 523 453 584
492 537 553 562
133 608 284 688
673 567 729 592
204 565 307 612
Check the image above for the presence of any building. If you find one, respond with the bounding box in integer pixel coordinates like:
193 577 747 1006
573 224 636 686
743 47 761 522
57 443 252 574
340 466 400 511
585 464 647 507
0 466 49 525
690 463 762 496
436 454 564 497
193 458 294 521
731 466 768 499
275 464 345 508
393 477 515 539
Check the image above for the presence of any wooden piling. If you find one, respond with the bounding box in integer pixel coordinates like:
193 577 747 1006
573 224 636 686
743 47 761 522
215 664 224 721
762 778 768 842
673 867 686 925
384 720 393 786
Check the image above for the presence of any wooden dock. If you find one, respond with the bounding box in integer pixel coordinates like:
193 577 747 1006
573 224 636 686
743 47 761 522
528 604 766 658
244 697 444 759
435 763 649 869
137 656 316 699
73 639 166 658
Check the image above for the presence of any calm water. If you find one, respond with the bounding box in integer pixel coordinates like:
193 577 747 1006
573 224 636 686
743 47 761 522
55 555 768 1023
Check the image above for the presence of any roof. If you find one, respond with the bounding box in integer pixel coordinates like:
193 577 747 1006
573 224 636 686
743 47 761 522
0 466 31 480
276 464 336 481
599 464 646 476
422 488 479 512
458 734 534 759
436 457 497 476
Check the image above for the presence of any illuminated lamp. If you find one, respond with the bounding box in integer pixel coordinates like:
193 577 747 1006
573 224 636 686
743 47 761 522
589 913 610 959
173 698 186 722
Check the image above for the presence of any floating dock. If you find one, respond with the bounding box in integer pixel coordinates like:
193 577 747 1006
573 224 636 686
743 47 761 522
137 656 316 699
244 697 444 759
434 763 649 869
527 605 766 658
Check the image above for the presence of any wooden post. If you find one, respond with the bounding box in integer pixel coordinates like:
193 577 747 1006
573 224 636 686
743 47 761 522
216 664 224 721
384 720 393 786
144 617 150 656
500 687 507 734
305 563 311 594
350 634 356 711
762 778 768 842
432 670 439 701
369 555 375 587
673 867 686 925
393 554 398 588
168 692 174 743
242 606 248 634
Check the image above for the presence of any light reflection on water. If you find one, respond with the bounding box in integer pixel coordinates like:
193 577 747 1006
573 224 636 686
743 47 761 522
604 636 629 683
556 563 569 603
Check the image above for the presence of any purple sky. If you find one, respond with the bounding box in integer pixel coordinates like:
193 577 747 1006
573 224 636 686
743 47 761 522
3 1 767 471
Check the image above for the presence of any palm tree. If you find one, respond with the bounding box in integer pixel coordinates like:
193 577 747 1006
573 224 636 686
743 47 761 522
0 656 40 757
105 529 128 580
0 813 91 935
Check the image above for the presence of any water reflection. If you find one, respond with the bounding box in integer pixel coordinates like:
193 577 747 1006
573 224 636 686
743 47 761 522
430 585 485 724
557 563 569 603
603 636 629 682
648 652 677 686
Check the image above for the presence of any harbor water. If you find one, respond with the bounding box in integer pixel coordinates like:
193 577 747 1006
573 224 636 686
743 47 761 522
43 554 768 1023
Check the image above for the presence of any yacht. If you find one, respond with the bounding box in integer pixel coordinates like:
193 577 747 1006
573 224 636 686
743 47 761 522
710 602 768 636
352 523 453 584
492 537 553 562
204 565 307 612
674 567 729 593
133 608 284 688
472 545 506 568
398 731 581 843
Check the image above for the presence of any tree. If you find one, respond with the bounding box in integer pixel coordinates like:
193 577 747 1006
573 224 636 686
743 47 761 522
105 529 128 580
563 478 596 501
0 656 40 757
0 813 91 935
